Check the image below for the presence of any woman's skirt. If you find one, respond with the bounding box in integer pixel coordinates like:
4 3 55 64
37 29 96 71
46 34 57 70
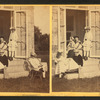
0 55 8 67
73 55 83 66
55 58 79 75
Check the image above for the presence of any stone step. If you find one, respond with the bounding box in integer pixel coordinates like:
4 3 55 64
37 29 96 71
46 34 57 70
64 70 100 80
8 59 25 66
83 59 100 66
8 58 42 67
0 74 4 79
79 71 100 78
5 71 29 79
80 64 100 73
6 65 26 73
64 73 79 80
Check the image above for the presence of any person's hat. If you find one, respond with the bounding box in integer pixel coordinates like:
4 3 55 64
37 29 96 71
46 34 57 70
84 26 90 30
58 49 63 53
10 27 16 30
30 52 37 57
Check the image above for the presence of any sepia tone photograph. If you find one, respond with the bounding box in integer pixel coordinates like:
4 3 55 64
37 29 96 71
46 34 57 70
52 6 100 92
0 6 49 93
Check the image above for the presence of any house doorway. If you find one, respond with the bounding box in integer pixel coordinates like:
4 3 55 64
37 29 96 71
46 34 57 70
66 9 87 45
0 10 11 43
0 10 28 58
58 7 89 57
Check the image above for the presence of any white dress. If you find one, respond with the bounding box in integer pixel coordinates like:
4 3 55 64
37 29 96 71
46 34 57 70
55 56 79 75
84 30 93 41
83 40 92 51
9 31 18 42
8 41 17 52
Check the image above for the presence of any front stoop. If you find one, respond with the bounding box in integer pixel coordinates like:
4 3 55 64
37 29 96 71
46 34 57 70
64 58 100 80
0 58 48 79
4 59 29 79
64 73 79 80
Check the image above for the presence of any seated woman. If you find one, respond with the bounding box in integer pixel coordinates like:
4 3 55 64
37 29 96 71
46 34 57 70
73 36 83 66
24 53 46 78
0 36 8 68
55 51 79 78
67 36 75 58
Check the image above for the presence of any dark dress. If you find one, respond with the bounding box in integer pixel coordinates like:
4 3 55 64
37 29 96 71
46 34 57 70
73 55 83 66
67 41 83 66
73 42 83 66
67 50 75 58
0 42 8 67
0 55 8 67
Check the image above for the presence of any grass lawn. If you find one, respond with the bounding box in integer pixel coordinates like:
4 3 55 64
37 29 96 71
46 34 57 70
0 76 49 92
0 53 49 92
52 76 100 92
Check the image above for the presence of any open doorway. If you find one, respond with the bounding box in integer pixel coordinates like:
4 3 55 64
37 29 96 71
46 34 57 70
66 9 87 45
0 10 11 43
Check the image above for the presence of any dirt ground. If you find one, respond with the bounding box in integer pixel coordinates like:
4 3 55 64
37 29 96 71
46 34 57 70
0 53 49 92
52 76 100 92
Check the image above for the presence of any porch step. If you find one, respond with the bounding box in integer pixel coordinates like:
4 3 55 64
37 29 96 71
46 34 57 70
64 58 100 80
5 71 29 79
83 58 100 66
79 70 100 78
5 65 26 73
4 58 46 79
0 74 4 79
8 59 25 66
80 64 100 73
64 73 79 80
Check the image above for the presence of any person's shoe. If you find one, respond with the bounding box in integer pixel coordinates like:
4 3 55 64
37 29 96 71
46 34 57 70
84 56 87 61
59 74 63 78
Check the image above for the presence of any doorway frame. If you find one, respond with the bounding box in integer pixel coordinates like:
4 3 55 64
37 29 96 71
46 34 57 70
14 10 29 58
58 6 89 57
0 9 29 58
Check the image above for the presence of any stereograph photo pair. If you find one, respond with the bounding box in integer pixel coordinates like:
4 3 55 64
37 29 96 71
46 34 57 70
0 5 99 96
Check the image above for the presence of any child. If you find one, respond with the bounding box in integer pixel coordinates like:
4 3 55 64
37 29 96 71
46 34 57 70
9 27 18 58
83 39 92 60
55 51 69 78
8 39 18 58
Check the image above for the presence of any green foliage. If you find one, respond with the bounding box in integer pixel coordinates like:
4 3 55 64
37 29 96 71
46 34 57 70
34 26 49 52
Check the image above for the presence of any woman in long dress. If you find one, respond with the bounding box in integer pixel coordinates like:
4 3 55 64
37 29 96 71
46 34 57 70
55 51 79 78
73 36 83 66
